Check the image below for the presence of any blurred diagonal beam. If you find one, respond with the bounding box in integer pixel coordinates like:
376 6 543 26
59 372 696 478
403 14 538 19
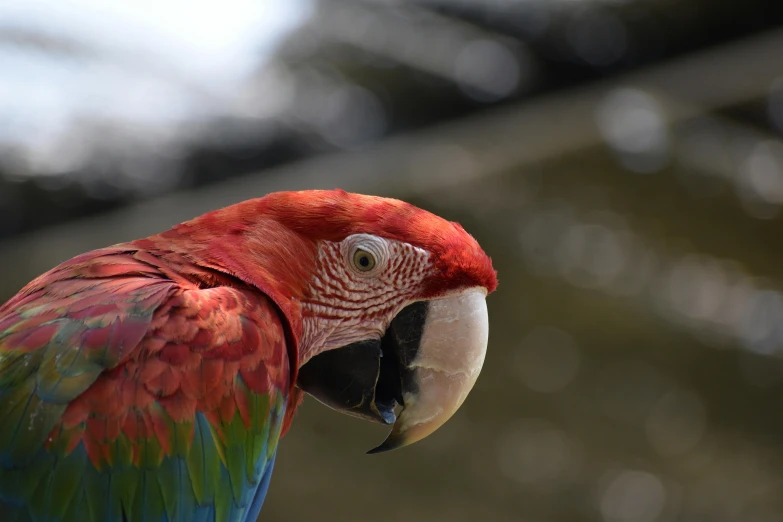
313 0 532 96
1 28 782 298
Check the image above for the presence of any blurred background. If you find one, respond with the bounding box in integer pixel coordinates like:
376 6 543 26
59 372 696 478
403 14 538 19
2 0 783 520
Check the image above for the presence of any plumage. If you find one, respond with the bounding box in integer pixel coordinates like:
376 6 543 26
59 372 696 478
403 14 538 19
0 247 291 522
0 189 498 522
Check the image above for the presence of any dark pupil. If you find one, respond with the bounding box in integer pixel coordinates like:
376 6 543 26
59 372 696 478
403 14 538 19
359 255 370 267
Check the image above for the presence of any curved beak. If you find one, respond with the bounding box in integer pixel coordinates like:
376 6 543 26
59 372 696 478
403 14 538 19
296 288 489 453
368 289 489 453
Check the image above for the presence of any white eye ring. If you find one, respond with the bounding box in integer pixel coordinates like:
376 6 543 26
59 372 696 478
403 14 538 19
342 234 388 276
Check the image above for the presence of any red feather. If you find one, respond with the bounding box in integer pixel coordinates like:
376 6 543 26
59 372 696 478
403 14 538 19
1 189 497 480
1 241 295 471
153 190 497 308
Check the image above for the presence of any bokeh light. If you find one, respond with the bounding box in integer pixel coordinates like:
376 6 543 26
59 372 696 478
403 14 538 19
2 1 783 521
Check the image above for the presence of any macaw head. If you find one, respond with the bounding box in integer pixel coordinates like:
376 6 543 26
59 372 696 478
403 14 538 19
172 189 497 452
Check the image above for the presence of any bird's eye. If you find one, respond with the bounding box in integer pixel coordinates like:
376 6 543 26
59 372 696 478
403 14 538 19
352 249 376 271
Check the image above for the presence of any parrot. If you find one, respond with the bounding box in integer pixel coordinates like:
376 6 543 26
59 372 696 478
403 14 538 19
0 189 497 522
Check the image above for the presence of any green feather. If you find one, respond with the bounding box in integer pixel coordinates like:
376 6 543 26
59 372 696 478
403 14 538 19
37 341 102 404
138 434 164 469
188 414 222 505
111 431 133 468
61 486 86 522
0 351 43 390
266 394 285 461
10 395 63 466
110 463 139 520
175 457 197 522
139 469 166 522
214 468 234 522
0 380 37 459
245 395 271 482
246 382 271 435
156 456 179 522
172 418 193 457
42 450 86 520
83 458 115 522
224 421 247 504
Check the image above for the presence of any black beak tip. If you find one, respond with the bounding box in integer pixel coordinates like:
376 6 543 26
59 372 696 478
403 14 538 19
366 445 389 455
366 436 403 455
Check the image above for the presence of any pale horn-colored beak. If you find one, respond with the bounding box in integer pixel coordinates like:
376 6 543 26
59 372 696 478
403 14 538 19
368 288 489 453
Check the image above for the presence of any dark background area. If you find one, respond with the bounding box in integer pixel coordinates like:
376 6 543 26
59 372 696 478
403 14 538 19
2 1 783 521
